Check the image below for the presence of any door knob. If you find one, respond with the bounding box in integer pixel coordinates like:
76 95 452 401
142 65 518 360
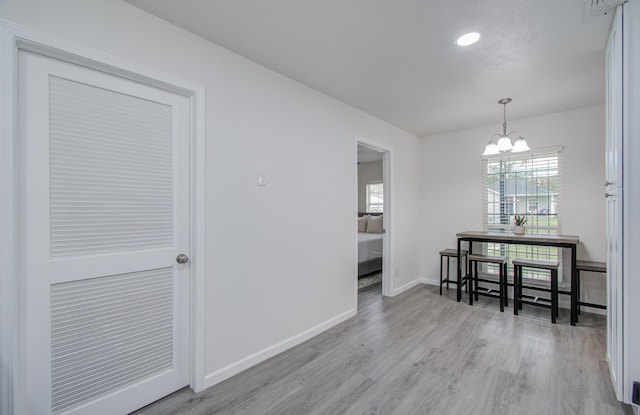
176 254 189 264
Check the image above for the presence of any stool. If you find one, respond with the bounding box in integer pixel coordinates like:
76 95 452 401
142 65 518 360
468 254 507 312
577 260 607 315
513 259 560 323
439 248 468 296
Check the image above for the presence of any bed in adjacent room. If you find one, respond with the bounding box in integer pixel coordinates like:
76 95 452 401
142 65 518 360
358 213 383 277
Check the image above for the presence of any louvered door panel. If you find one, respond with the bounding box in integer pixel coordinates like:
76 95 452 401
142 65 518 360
19 51 190 415
50 269 174 414
49 76 173 257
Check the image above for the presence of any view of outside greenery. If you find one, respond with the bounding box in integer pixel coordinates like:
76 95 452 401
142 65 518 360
483 153 561 281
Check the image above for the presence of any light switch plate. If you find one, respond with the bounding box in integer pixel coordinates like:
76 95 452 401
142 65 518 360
257 172 267 186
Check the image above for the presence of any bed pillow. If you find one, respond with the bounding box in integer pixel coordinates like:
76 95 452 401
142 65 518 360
366 215 383 233
358 215 369 232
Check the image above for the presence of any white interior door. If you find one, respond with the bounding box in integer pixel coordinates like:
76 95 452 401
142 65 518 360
18 51 191 415
605 6 623 401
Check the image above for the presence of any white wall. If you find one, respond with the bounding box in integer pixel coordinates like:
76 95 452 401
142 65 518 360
419 105 606 308
357 161 383 212
0 0 422 394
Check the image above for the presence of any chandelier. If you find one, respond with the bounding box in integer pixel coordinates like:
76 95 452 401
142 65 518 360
483 98 530 156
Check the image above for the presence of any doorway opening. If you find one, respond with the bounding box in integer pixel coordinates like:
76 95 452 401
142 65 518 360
356 141 391 299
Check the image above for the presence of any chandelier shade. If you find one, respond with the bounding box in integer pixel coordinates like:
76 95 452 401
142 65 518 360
482 140 500 156
512 136 531 152
496 135 514 151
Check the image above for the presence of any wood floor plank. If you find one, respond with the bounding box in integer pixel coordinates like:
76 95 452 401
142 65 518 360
133 283 633 415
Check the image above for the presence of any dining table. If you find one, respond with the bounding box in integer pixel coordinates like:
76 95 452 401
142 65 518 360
455 230 580 325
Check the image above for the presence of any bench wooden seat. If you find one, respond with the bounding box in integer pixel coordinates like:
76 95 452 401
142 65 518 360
576 260 606 273
512 258 559 270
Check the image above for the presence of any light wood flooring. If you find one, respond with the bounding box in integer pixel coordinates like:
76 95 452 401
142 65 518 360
133 283 632 415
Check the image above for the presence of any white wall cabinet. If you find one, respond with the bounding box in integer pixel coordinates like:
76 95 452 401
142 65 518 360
606 1 640 409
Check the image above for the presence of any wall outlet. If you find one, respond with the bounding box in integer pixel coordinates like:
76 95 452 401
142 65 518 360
633 381 640 405
395 267 399 277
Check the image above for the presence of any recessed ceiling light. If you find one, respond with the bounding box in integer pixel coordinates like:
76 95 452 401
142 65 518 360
456 32 480 46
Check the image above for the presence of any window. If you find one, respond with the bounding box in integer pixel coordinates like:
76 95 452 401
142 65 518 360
482 149 563 281
366 182 383 212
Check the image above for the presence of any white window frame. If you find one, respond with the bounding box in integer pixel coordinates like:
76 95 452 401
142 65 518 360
481 147 564 282
366 182 384 213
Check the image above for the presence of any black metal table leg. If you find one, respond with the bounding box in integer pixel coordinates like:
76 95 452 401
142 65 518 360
468 259 474 305
570 245 577 326
456 238 462 302
551 268 558 324
439 255 443 295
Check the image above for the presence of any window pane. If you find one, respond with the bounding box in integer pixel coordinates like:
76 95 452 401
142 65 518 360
366 183 383 212
482 151 562 281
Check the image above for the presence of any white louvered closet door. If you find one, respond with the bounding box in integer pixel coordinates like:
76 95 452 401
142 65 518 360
18 51 190 415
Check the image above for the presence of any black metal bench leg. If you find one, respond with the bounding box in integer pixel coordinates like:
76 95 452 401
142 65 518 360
513 265 519 316
503 263 508 308
447 257 451 291
551 269 558 324
465 253 469 293
577 269 581 316
439 255 443 295
518 266 523 310
473 261 480 301
499 265 504 312
469 260 474 305
465 242 470 294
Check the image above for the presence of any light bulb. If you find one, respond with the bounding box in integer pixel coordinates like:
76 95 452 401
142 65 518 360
456 32 480 46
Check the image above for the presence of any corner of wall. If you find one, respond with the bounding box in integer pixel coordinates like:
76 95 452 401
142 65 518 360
391 278 425 296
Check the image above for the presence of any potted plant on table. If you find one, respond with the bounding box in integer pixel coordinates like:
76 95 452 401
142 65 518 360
514 215 527 235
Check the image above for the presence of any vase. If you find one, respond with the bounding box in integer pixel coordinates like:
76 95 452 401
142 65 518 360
514 225 525 235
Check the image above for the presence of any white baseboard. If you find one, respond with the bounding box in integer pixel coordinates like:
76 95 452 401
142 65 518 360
200 307 357 391
391 278 423 296
577 305 606 316
420 277 440 286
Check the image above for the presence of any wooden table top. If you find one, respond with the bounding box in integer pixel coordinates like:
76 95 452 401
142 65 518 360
456 230 579 245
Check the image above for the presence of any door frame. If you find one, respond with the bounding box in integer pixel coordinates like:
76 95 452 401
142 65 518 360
355 136 393 298
0 20 208 413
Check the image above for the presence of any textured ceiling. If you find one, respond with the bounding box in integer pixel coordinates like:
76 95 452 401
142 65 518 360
127 0 613 137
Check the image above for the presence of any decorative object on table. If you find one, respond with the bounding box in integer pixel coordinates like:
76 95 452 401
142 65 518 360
513 215 527 235
483 98 531 156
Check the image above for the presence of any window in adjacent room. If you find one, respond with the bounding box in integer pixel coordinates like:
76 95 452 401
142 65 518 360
482 148 563 281
366 182 383 213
